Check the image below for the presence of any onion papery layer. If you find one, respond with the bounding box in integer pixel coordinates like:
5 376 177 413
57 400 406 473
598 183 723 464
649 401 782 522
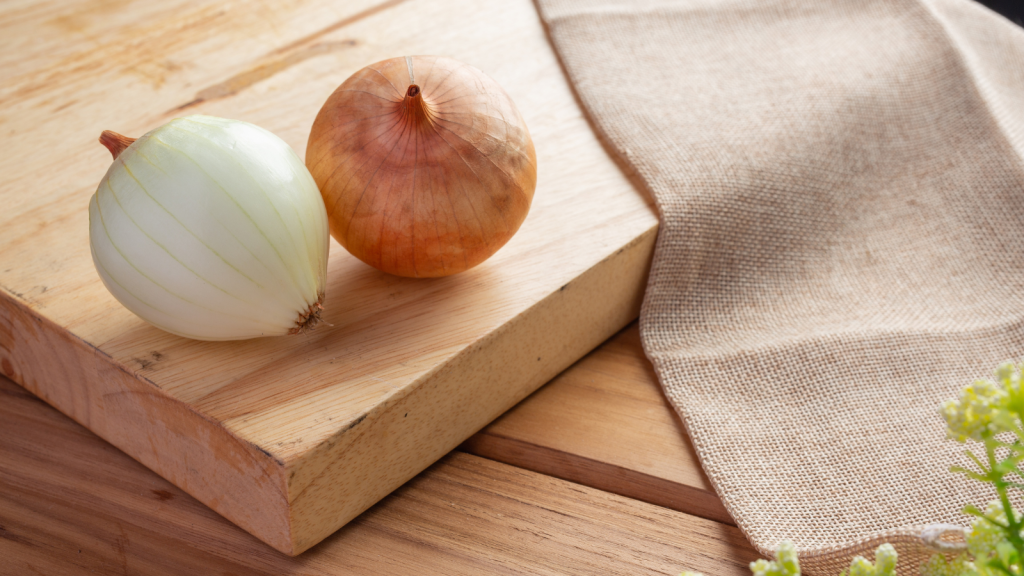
89 116 330 341
307 55 537 278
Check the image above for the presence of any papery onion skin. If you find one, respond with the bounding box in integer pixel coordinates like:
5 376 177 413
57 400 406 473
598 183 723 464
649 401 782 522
306 55 537 278
88 115 330 341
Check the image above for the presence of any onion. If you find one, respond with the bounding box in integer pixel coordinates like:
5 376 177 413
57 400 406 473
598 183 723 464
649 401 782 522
306 55 537 278
88 115 330 341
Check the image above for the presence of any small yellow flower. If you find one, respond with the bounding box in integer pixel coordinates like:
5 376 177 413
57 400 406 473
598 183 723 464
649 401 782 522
751 541 801 576
920 553 978 576
846 544 897 576
874 544 897 575
968 502 1010 562
940 370 1012 442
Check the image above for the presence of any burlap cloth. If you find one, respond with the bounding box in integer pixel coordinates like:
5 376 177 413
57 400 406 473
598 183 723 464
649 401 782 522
533 0 1024 573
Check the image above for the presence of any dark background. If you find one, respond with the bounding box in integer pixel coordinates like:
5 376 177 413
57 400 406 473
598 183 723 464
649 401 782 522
979 0 1024 26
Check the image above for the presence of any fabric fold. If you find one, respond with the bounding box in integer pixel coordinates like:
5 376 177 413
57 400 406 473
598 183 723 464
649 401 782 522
534 0 1024 573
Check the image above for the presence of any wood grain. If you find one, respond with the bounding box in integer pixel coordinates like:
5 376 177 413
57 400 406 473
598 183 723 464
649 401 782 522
464 323 734 525
0 0 658 555
0 375 758 576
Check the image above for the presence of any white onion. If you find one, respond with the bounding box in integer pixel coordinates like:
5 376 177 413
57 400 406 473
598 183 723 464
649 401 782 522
88 115 329 341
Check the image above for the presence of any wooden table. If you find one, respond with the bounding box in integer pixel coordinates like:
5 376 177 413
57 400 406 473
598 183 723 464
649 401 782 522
0 322 759 575
1 0 759 572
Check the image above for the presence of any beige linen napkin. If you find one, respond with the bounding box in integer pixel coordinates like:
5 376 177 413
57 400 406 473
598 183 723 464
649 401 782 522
533 0 1024 572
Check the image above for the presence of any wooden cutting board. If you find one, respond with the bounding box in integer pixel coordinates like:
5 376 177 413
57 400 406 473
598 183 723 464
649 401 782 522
0 0 657 556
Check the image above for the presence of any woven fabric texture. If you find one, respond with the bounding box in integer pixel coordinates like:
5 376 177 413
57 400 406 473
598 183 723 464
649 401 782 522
534 0 1024 572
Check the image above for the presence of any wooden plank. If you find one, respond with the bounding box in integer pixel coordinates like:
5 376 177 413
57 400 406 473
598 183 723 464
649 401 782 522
0 0 389 227
0 0 658 555
464 323 734 525
0 375 758 576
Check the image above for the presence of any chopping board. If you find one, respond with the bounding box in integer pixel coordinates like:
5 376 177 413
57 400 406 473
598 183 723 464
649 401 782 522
0 0 658 555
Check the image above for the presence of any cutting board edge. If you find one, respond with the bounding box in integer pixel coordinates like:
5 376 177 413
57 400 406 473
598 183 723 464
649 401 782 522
0 287 295 553
286 222 659 554
0 221 659 556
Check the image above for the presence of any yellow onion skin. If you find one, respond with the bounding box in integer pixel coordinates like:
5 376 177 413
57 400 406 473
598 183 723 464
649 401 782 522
306 56 537 278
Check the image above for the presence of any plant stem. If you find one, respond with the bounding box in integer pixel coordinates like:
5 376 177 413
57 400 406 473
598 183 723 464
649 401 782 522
989 438 1024 572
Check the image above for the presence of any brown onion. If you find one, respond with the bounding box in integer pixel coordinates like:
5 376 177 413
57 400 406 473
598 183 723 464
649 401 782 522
306 55 537 278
